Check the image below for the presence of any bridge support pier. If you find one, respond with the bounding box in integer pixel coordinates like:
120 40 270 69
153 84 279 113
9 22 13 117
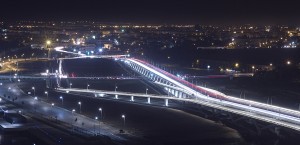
147 97 151 104
182 93 187 98
115 95 118 99
178 92 182 98
174 91 178 97
171 89 175 95
165 99 168 106
151 75 155 81
166 88 170 96
158 77 161 82
163 80 168 85
131 96 134 101
141 69 146 75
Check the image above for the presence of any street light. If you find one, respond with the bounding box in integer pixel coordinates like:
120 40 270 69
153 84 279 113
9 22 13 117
45 91 48 100
59 96 63 106
78 101 81 113
99 108 102 119
51 103 55 117
95 116 99 134
121 114 125 128
46 40 52 59
87 84 90 90
146 88 148 95
287 60 291 65
46 40 51 46
70 83 72 89
32 86 35 96
235 63 239 68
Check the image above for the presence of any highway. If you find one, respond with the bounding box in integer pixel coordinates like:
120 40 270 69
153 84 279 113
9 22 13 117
57 87 300 131
185 73 254 79
0 75 140 80
54 46 128 59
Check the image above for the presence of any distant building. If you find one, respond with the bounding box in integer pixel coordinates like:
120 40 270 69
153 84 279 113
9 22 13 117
103 43 113 49
95 40 113 49
76 38 85 45
102 31 111 36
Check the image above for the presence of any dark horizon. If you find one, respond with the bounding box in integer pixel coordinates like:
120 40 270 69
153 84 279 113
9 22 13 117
1 0 300 25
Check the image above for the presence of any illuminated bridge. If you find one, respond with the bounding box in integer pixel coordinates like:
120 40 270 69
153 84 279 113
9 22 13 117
53 48 300 133
121 58 300 132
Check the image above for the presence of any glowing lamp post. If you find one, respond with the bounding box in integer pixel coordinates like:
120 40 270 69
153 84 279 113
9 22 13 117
59 96 63 106
32 86 35 96
121 114 126 128
72 109 75 115
45 91 48 100
99 108 103 119
78 101 82 113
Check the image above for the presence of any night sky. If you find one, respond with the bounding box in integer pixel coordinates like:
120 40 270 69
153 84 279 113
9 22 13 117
1 0 300 24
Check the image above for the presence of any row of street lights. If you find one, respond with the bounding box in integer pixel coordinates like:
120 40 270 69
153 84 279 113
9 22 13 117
74 103 126 128
205 60 292 72
32 96 126 133
31 85 127 129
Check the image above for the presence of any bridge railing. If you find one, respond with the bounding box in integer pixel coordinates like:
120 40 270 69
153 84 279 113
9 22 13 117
130 58 223 99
